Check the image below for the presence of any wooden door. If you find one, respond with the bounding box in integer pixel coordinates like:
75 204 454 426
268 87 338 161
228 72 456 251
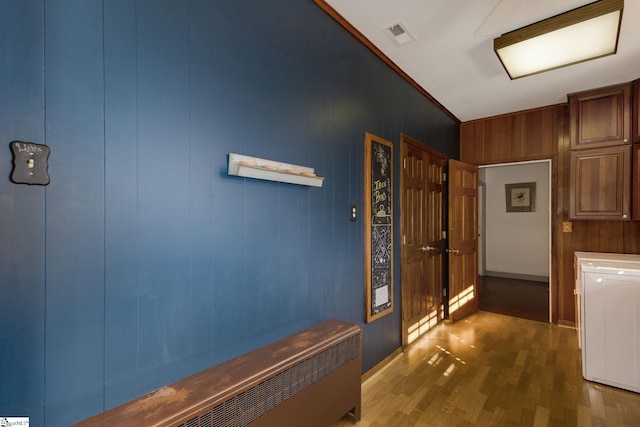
447 159 478 323
400 134 445 346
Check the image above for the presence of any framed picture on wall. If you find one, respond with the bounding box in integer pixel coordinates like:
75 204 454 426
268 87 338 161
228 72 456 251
364 132 394 323
505 182 536 212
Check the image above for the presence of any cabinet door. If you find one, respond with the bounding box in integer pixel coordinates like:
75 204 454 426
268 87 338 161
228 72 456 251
570 146 630 220
570 84 631 149
633 80 639 143
634 145 640 220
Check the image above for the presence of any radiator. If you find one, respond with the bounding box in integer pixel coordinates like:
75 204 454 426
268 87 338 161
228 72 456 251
73 318 361 427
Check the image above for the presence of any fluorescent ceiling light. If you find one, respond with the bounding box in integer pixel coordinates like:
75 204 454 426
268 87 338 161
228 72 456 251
494 0 624 79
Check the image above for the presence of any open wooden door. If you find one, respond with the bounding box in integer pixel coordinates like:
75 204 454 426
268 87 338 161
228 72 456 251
447 159 478 323
400 134 445 346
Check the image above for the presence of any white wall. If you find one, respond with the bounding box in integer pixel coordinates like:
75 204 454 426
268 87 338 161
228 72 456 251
480 162 550 281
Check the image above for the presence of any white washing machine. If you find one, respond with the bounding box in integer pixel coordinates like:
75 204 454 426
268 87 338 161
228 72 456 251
574 251 640 349
579 256 640 393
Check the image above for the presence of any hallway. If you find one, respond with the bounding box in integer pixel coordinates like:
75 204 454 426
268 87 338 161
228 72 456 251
478 276 548 323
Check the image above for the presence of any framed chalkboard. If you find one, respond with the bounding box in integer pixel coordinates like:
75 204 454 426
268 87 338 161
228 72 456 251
364 132 393 323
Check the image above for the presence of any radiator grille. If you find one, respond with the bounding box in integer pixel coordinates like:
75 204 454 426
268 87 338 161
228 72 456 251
213 404 224 427
175 334 360 427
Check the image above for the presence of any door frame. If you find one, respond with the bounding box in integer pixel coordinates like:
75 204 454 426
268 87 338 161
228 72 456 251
478 159 553 323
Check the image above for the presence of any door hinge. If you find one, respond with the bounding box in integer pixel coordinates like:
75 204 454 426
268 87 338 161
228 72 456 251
442 230 447 239
443 172 447 181
443 288 447 297
403 234 406 245
403 158 407 169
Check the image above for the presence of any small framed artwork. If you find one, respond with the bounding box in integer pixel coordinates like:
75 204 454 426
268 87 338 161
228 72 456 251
505 182 536 212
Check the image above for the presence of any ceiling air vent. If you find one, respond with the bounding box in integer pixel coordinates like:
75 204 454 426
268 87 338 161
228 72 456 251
385 21 415 46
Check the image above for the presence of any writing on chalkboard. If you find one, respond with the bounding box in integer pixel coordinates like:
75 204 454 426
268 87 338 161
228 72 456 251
364 133 394 323
14 143 44 153
373 179 388 204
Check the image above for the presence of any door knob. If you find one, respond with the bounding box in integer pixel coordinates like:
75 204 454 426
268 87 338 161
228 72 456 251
420 246 436 252
446 248 460 254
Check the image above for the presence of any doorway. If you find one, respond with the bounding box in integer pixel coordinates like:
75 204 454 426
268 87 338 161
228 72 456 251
477 160 551 323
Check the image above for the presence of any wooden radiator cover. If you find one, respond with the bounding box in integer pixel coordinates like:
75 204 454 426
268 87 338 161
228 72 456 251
72 318 361 427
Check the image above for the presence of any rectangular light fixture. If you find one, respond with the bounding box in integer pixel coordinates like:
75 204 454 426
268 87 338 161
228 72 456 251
494 0 624 79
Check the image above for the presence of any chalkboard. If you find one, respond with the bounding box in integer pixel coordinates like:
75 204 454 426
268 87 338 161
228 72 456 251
364 132 393 323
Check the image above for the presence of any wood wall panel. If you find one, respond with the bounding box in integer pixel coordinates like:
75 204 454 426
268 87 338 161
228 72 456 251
460 121 478 164
623 221 640 253
511 114 526 158
461 103 640 325
513 111 542 158
484 115 512 162
556 110 571 324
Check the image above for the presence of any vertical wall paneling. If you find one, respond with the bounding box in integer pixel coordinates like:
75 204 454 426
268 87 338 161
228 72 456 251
0 1 46 426
135 0 192 383
541 108 555 155
208 4 250 364
103 0 142 407
486 115 513 161
557 107 571 322
0 0 459 424
187 0 215 373
460 121 478 164
43 0 106 424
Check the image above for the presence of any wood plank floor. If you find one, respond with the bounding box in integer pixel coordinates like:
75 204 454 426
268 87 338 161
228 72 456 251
478 276 549 323
334 311 640 426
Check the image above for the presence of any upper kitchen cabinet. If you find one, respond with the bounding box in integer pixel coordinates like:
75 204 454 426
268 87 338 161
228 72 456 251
570 83 631 150
570 145 631 220
634 145 640 220
633 79 639 143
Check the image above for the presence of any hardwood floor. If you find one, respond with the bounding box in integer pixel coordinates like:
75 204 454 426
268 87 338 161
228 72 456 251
478 276 549 323
334 311 640 426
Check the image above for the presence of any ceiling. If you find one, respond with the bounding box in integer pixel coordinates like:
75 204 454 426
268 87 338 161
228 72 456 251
323 0 640 122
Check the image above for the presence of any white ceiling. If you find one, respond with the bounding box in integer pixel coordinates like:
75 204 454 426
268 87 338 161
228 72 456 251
324 0 640 122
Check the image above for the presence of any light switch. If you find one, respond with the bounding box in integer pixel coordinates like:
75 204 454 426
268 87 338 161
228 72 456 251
10 141 50 185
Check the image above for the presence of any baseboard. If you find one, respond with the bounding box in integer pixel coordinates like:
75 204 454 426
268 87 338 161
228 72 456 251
558 320 576 329
484 271 548 283
361 347 403 384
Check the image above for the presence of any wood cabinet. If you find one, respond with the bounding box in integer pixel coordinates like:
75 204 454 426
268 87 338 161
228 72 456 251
570 84 631 150
569 83 634 220
570 145 631 220
634 145 640 220
633 80 640 143
634 80 640 219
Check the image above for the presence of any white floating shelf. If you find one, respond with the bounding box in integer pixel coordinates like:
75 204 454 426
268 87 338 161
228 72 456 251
228 153 324 187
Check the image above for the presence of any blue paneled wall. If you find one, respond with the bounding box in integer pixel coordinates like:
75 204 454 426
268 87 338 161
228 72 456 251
0 0 458 425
